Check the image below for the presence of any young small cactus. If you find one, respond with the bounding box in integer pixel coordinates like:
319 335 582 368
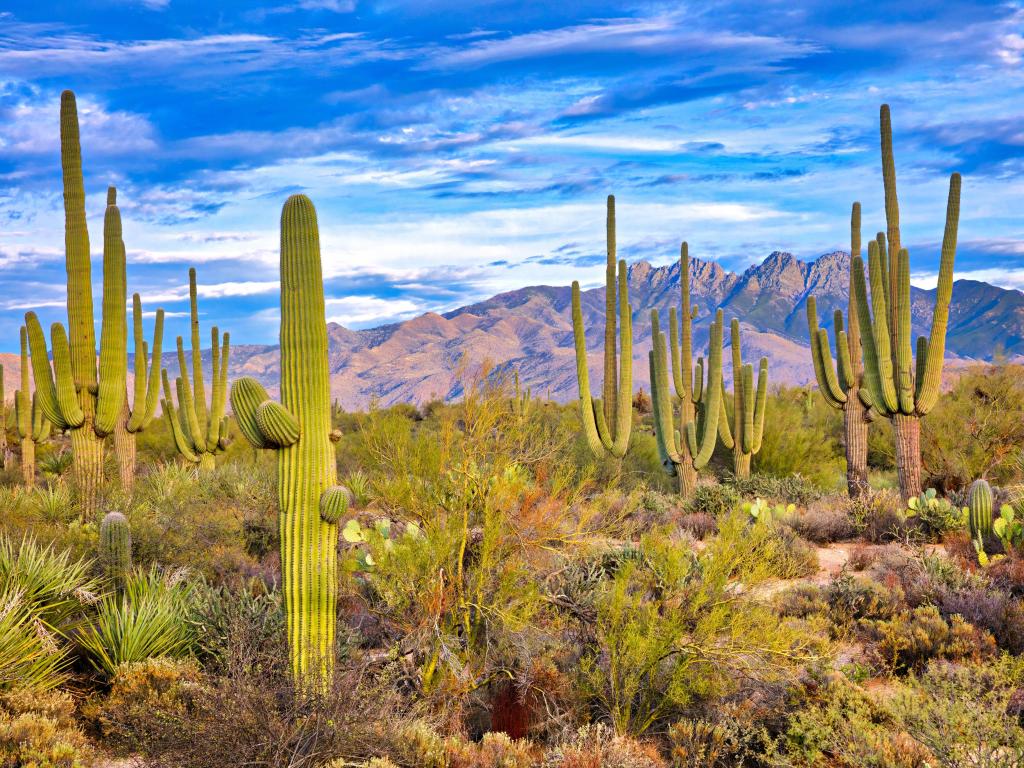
968 479 993 541
100 511 132 586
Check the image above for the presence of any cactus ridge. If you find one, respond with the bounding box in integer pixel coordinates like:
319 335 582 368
968 479 994 540
570 195 633 460
100 511 132 586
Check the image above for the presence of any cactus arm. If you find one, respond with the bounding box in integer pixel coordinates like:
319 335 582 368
867 241 900 413
915 173 961 416
161 370 198 463
816 329 847 405
206 328 222 448
691 311 723 469
850 255 889 417
175 336 206 453
602 195 618 433
741 364 754 453
50 323 85 428
32 394 50 442
23 316 65 429
649 350 676 474
230 377 273 449
751 358 768 454
847 203 863 378
677 243 694 403
650 315 681 467
186 269 210 434
139 308 165 431
914 336 928 403
15 390 30 440
717 378 734 450
668 306 684 402
126 295 148 431
880 105 902 327
58 91 98 394
836 328 855 393
215 333 230 431
94 191 128 437
806 297 845 409
894 248 915 415
570 281 607 457
256 401 301 447
610 274 632 459
693 357 704 403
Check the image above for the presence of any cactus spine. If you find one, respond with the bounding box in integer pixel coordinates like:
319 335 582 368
807 203 871 497
231 195 349 687
968 479 993 542
648 244 723 496
15 328 51 488
722 320 767 479
571 195 633 459
99 511 132 587
850 105 961 500
25 93 127 516
161 269 229 471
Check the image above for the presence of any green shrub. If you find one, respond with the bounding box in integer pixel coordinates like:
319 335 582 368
0 688 96 768
0 586 68 691
860 605 995 674
686 483 739 517
753 388 844 489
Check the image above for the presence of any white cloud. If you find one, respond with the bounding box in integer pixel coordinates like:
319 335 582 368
325 295 422 325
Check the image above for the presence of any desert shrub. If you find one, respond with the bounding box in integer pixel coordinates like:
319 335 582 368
846 489 915 543
892 656 1024 766
730 473 823 506
824 570 904 635
345 469 373 508
668 717 759 768
776 584 827 620
786 502 855 544
0 586 68 691
922 362 1024 490
753 388 844 489
87 658 203 753
677 512 717 540
445 731 537 767
860 604 995 674
190 581 285 674
938 584 1024 654
77 567 196 677
685 483 738 518
905 488 965 539
542 723 666 768
0 688 95 768
710 512 817 581
577 521 825 735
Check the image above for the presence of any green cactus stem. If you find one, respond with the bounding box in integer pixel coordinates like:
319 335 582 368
161 269 230 471
512 369 531 421
647 244 722 497
850 105 961 500
0 365 9 469
230 194 349 688
726 319 768 479
649 273 724 498
14 327 51 488
968 479 994 542
23 93 130 516
99 511 132 587
806 203 872 497
571 195 633 459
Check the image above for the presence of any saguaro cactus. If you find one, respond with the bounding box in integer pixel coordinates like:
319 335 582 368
850 105 961 500
722 320 767 479
512 370 531 422
647 244 723 496
231 195 349 687
25 94 127 516
15 327 51 488
161 269 230 472
807 203 872 497
100 511 132 587
649 286 724 497
968 479 993 542
571 195 633 459
0 365 9 469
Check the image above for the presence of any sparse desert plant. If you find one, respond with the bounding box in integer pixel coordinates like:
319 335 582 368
0 688 96 766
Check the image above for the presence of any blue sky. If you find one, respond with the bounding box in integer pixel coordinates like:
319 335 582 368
1 1 1022 350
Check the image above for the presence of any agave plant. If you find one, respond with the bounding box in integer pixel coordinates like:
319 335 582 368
0 586 68 691
38 449 73 480
0 536 99 638
77 566 195 677
29 481 76 523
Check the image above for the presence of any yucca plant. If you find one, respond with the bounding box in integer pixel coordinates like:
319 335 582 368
344 470 372 508
0 536 99 638
0 586 68 691
39 449 73 480
29 481 76 524
77 567 195 678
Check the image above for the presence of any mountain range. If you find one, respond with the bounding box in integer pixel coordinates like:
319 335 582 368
3 251 1023 409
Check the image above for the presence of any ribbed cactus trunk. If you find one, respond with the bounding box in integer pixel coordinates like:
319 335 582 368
845 401 869 496
231 195 350 690
114 400 136 493
893 414 922 499
20 439 34 488
16 328 36 488
279 196 338 684
0 367 8 469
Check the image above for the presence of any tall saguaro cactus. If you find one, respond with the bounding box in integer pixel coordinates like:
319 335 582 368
649 291 724 498
571 195 633 459
0 365 9 468
807 203 872 497
15 327 50 488
161 268 230 472
725 320 768 479
114 292 165 492
26 95 127 516
231 195 349 687
851 105 961 500
647 244 723 496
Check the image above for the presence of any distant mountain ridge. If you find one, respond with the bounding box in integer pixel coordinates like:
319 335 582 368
3 251 1023 408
